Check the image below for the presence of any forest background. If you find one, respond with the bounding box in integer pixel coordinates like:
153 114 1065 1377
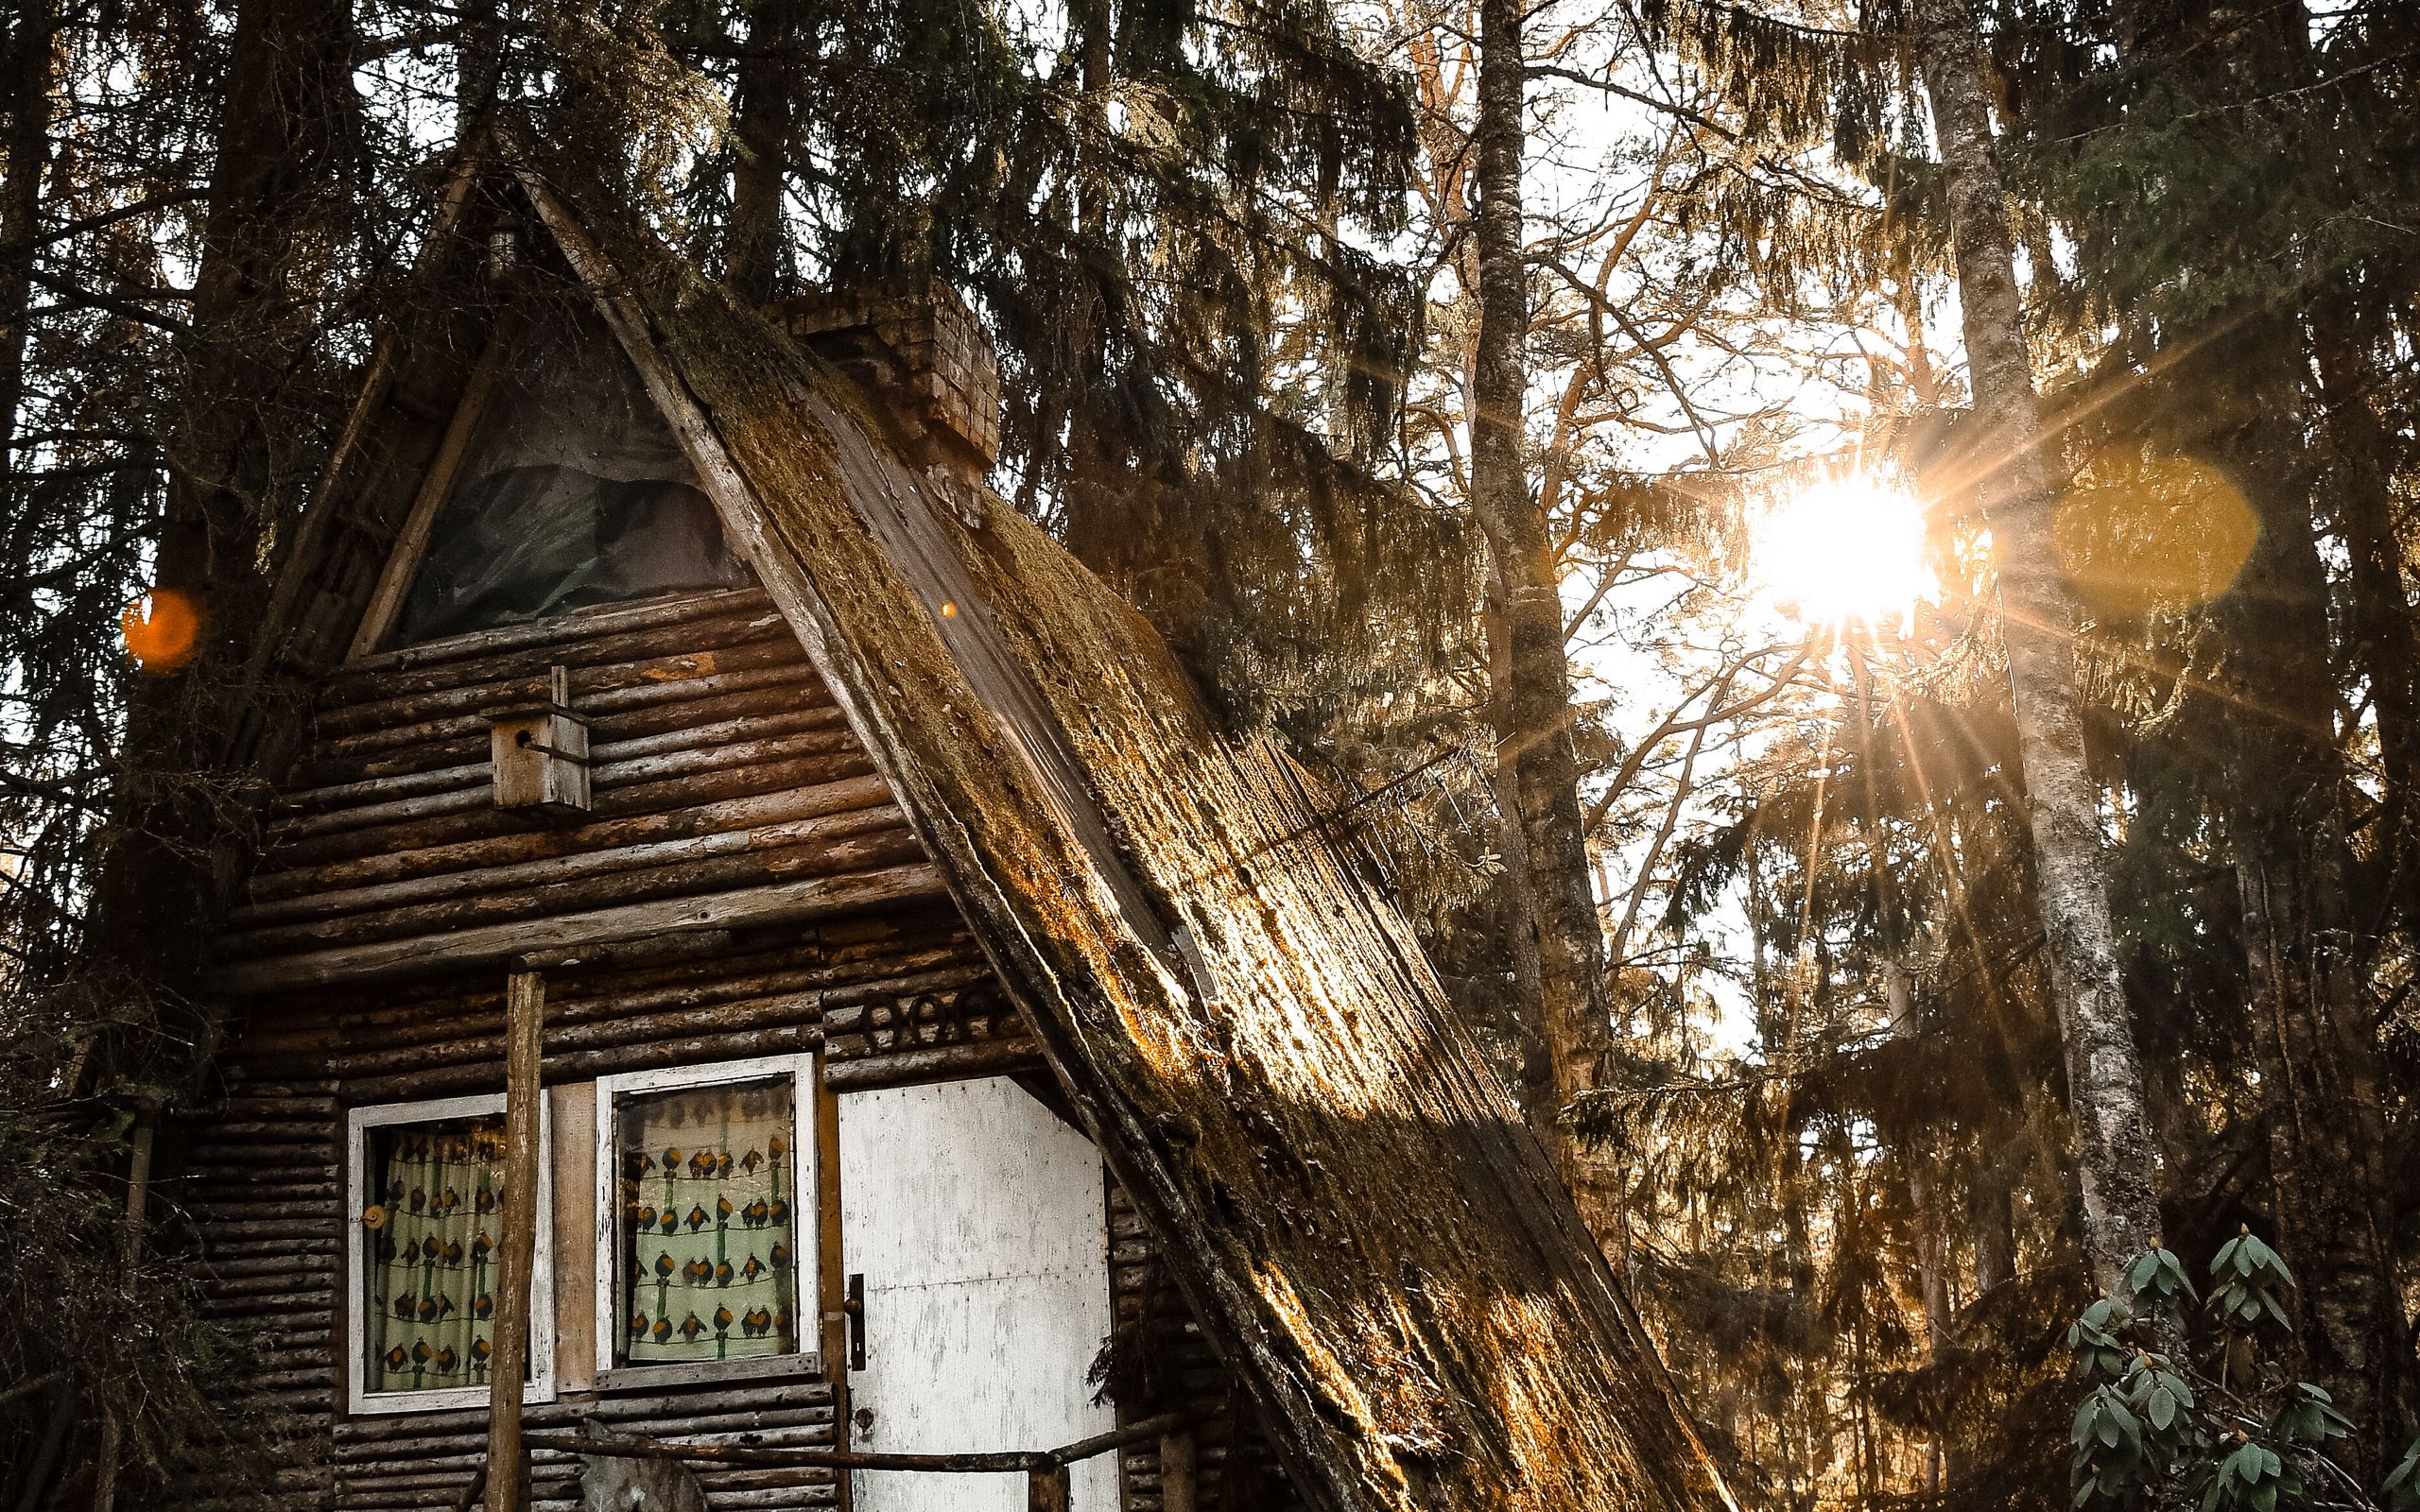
0 0 2414 1504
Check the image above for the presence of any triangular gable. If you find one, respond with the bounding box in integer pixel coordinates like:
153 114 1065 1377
350 309 752 655
496 137 1734 1512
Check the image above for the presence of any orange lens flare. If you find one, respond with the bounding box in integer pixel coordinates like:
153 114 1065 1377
2052 455 2258 615
122 589 201 672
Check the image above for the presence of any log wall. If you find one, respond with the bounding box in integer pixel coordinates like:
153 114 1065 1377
173 587 1276 1512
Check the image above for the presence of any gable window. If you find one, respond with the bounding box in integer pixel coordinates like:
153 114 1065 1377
388 316 752 647
346 1094 555 1414
595 1056 819 1385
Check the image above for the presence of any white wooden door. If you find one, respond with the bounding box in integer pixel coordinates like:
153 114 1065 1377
839 1076 1116 1512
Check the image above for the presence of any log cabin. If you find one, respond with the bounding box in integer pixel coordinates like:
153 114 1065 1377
166 132 1733 1512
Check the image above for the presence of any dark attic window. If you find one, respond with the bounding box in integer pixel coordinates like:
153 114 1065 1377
390 316 752 645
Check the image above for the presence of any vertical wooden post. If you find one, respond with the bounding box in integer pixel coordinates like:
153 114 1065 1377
1025 1465 1070 1512
1158 1430 1198 1512
812 1051 853 1512
487 971 544 1512
89 1114 155 1512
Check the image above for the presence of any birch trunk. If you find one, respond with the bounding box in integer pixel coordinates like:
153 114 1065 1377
1469 0 1620 1239
1912 0 2162 1295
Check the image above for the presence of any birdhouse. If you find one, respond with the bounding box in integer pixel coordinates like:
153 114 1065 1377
485 665 589 816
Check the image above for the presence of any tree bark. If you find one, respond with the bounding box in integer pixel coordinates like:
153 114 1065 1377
78 0 356 1061
1468 0 1619 1239
2204 314 2411 1461
0 0 55 498
2313 317 2420 863
727 0 803 305
1912 0 2163 1297
2101 0 2411 1451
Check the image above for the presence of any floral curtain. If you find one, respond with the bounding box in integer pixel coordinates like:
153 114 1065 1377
360 1115 516 1396
613 1076 800 1366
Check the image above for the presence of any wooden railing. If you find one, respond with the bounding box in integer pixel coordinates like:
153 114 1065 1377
454 1409 1198 1512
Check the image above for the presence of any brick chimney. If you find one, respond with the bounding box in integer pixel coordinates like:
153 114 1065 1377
772 280 1001 527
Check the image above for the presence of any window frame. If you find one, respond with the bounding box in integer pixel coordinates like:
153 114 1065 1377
592 1054 822 1390
343 1091 558 1416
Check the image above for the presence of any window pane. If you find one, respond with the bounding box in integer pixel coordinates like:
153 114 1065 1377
613 1076 800 1367
360 1115 521 1397
390 318 752 646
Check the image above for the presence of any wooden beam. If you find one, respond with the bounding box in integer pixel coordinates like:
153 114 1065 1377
348 326 514 659
519 1412 1188 1475
210 864 947 991
822 1037 1042 1091
1159 1429 1197 1512
1025 1466 1069 1512
486 971 544 1512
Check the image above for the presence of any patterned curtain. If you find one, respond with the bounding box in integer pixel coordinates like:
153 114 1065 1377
360 1115 518 1396
613 1076 800 1366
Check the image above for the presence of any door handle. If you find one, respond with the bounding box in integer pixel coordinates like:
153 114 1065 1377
844 1272 866 1371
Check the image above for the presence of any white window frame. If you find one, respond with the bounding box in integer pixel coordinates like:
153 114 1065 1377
344 1092 557 1415
594 1053 821 1389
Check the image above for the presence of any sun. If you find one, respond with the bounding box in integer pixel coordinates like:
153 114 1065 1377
1750 473 1936 629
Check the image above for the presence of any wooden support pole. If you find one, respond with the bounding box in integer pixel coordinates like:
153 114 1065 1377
89 1115 154 1512
523 1412 1191 1474
486 970 544 1512
1025 1466 1070 1512
1158 1430 1197 1512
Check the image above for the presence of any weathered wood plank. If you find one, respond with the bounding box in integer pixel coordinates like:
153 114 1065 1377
212 864 947 990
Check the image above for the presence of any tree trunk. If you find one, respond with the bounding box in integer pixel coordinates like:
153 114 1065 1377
2104 0 2411 1450
2313 316 2420 870
0 0 55 498
2203 311 2411 1461
1468 0 1619 1240
80 0 354 1085
1912 0 2163 1297
727 0 802 305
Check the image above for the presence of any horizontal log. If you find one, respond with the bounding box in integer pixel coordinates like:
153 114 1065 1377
238 799 903 937
526 1412 1188 1474
215 865 948 992
230 811 914 954
196 1294 330 1320
672 1469 839 1491
203 1263 337 1296
268 723 858 846
337 1423 838 1475
204 1094 340 1115
249 776 893 906
319 662 819 765
275 705 848 823
330 592 784 697
317 638 810 741
185 1198 337 1221
198 1251 342 1280
330 1022 829 1103
824 1037 1041 1087
261 753 875 872
670 1490 836 1511
235 948 982 1060
332 1381 837 1446
297 677 838 790
339 589 769 674
178 1167 336 1187
315 989 813 1077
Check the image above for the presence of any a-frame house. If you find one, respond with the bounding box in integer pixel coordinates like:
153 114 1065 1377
172 136 1734 1512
